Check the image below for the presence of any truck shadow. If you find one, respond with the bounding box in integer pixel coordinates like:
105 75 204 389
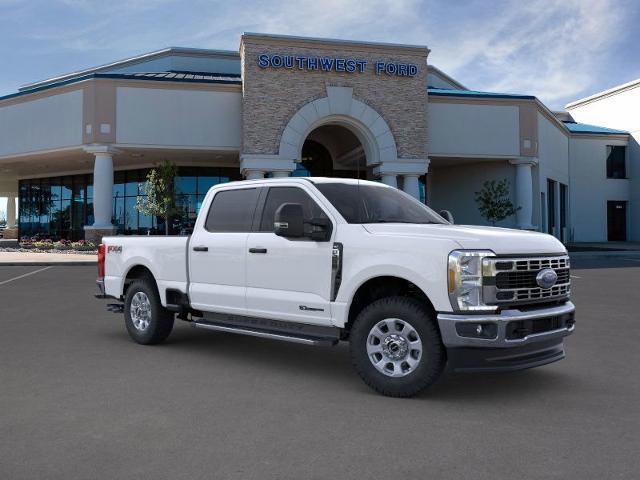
160 324 572 402
429 368 572 402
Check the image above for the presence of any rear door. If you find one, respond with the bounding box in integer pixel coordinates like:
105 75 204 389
245 185 335 325
188 187 260 314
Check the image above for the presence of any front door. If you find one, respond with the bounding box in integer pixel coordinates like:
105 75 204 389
607 201 627 241
245 185 335 326
189 187 260 314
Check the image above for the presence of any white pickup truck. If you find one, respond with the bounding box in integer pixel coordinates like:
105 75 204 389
97 177 575 397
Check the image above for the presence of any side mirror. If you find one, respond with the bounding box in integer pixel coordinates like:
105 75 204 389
307 217 332 242
439 210 454 224
274 203 305 238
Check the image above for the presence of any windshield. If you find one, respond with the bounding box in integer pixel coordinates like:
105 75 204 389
314 182 447 225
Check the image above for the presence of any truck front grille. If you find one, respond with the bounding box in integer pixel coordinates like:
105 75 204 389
496 268 570 289
484 255 571 307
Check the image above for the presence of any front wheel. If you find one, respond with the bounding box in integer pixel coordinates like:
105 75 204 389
124 279 174 345
350 296 446 397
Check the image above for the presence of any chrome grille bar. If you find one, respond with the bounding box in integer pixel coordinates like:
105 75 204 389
483 255 571 306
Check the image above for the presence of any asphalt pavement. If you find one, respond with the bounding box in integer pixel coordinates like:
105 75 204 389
1 258 639 479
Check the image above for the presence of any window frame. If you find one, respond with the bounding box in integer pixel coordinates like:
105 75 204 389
203 187 261 233
255 185 331 234
606 145 627 179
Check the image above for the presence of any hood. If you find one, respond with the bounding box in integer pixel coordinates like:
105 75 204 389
362 224 567 255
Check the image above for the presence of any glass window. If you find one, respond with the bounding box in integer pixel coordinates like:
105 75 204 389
205 188 259 233
606 146 626 179
113 171 126 198
86 175 94 200
315 182 445 224
61 178 73 200
547 179 556 234
60 199 72 233
259 187 327 232
124 197 139 233
560 183 568 230
138 208 155 234
197 176 218 193
125 170 140 197
113 196 125 233
176 175 197 195
72 177 85 201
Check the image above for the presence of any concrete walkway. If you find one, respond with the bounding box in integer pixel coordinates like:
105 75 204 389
0 251 97 266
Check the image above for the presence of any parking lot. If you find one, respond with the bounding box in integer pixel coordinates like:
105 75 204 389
1 258 639 479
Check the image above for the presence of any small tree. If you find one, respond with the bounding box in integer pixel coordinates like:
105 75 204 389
136 160 179 235
474 179 520 226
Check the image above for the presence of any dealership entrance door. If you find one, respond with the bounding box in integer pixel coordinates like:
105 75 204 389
297 125 368 179
607 201 627 241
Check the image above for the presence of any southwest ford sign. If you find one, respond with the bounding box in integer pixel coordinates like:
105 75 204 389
257 54 418 77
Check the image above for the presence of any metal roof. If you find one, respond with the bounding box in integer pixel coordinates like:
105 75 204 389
119 71 241 82
19 47 240 92
427 87 535 100
562 121 628 135
0 71 241 103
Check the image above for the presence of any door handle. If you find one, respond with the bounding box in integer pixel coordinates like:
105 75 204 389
193 245 208 252
249 247 268 254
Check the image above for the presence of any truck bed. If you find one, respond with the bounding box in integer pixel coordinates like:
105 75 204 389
103 235 190 305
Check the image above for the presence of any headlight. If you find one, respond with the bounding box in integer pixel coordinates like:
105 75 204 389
447 250 496 311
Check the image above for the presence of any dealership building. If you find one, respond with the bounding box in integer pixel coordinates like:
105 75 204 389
0 33 636 243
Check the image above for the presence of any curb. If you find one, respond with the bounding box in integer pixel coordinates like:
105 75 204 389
0 261 96 266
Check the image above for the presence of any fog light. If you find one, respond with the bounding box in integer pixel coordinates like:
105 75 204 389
455 322 498 339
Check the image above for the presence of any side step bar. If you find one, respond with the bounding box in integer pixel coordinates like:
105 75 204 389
192 321 339 346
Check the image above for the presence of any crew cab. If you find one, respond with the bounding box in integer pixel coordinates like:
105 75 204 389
96 178 575 397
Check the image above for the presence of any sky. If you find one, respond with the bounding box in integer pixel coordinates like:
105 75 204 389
1 0 639 214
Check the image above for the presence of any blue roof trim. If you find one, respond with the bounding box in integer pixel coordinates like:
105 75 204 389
0 72 242 102
428 87 536 100
562 121 628 135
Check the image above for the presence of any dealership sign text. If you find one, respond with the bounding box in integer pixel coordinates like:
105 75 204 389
257 54 418 77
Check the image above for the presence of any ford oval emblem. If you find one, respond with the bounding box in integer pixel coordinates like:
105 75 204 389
536 268 558 289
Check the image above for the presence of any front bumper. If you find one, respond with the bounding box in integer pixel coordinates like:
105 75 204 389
437 301 575 372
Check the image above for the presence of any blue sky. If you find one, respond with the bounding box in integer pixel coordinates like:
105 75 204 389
1 0 639 109
1 0 640 216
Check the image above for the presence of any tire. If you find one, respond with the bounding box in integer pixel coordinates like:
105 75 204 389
350 296 446 397
124 279 174 345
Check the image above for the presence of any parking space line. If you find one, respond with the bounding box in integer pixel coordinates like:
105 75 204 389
570 275 581 279
0 266 52 287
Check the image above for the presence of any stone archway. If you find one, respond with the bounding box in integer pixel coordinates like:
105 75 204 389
240 85 429 198
278 86 398 167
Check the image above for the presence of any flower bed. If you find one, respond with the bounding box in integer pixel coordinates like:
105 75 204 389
0 237 99 254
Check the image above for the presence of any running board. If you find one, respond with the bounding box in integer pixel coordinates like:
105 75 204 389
192 321 339 346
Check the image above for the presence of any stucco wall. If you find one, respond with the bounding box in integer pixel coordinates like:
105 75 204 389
536 112 569 236
428 161 517 228
241 36 428 159
568 136 630 242
116 87 242 148
427 102 520 157
568 86 639 241
0 90 83 157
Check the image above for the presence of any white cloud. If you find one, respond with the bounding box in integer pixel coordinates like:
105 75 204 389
426 0 630 108
4 0 634 109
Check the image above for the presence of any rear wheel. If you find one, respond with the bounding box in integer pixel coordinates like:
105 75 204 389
124 279 174 345
350 296 445 397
